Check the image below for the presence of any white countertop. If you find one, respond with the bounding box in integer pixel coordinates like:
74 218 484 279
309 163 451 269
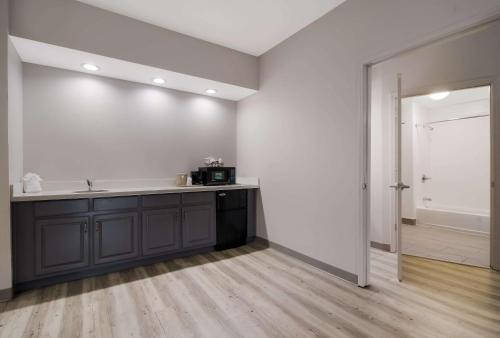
11 180 259 202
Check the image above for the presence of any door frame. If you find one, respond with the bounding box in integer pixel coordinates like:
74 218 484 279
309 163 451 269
358 17 500 287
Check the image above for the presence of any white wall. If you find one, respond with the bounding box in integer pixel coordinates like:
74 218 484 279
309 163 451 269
23 64 237 181
8 37 22 185
238 0 500 276
414 98 490 214
401 100 416 220
370 18 500 247
411 101 430 220
0 0 12 297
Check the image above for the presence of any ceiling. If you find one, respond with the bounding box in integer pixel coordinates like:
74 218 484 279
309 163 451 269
405 86 490 110
11 36 257 101
76 0 346 56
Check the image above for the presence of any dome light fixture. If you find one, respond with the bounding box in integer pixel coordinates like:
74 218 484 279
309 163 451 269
429 91 450 100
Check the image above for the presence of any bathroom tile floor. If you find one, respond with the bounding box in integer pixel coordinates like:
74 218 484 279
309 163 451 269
402 223 490 268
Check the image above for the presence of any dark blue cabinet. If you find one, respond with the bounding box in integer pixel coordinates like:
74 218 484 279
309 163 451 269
142 208 181 255
93 212 139 264
12 189 254 292
35 216 90 276
182 205 216 249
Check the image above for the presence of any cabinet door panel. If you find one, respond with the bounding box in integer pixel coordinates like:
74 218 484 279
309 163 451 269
142 208 181 255
182 205 215 249
94 213 139 264
35 217 90 275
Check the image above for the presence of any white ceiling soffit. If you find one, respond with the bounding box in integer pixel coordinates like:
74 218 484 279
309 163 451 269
76 0 346 56
11 36 257 101
406 86 490 109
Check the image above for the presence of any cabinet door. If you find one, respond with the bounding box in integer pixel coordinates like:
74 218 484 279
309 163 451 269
142 208 181 256
182 205 216 249
35 216 90 275
94 212 139 264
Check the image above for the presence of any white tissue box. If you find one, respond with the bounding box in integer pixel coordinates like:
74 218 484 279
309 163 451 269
23 173 43 193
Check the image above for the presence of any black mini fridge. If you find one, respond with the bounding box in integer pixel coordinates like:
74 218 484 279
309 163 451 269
215 190 247 250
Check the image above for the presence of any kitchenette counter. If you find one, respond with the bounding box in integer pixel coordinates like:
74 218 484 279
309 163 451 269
11 183 259 202
11 181 258 291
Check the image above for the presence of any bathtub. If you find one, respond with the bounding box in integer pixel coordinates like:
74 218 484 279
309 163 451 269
416 207 490 234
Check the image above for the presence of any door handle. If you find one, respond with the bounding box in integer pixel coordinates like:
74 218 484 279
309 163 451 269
218 193 227 197
389 182 411 190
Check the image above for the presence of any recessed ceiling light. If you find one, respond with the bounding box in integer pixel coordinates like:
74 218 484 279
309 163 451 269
205 89 217 94
429 91 450 100
152 77 165 85
81 63 100 71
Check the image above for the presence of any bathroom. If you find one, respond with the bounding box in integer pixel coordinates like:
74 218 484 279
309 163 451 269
401 86 490 267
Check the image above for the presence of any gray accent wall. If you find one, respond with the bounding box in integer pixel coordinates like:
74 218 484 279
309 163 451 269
237 0 500 276
23 64 237 181
9 0 259 90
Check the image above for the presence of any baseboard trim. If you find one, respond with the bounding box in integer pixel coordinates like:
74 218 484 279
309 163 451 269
402 218 416 225
0 288 13 302
370 241 391 252
255 237 358 284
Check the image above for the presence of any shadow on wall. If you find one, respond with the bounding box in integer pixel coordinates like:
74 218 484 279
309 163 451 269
256 189 268 240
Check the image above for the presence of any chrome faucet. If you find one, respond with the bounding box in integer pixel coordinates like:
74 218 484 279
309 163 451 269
86 179 93 192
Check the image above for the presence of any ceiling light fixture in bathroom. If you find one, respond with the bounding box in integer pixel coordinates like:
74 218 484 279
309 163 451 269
152 77 166 84
429 91 450 100
81 63 100 71
205 89 217 94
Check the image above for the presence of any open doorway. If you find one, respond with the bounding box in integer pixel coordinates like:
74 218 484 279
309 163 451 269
365 18 500 284
401 86 490 268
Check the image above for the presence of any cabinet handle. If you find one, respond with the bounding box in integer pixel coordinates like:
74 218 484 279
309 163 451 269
218 193 226 197
83 222 88 233
95 221 100 232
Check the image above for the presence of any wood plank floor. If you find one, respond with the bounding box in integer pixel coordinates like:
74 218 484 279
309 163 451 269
1 244 499 337
403 223 490 267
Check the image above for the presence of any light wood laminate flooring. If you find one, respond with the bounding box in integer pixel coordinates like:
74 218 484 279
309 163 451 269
403 223 490 267
0 243 499 337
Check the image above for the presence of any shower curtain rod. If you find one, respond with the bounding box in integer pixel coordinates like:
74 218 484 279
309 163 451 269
426 113 489 125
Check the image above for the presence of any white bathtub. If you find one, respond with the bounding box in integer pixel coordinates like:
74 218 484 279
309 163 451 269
416 207 490 234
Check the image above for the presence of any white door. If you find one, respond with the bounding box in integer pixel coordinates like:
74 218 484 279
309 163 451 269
390 74 410 281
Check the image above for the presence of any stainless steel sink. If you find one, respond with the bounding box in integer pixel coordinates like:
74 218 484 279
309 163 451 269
73 189 109 193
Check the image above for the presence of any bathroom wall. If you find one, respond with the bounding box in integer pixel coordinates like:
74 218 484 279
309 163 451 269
23 64 237 182
414 97 490 215
401 100 416 220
